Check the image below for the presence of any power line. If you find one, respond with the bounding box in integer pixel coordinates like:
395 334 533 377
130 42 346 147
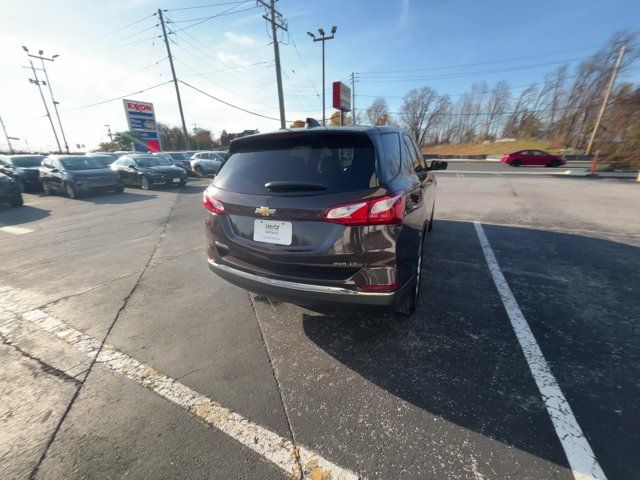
179 80 282 121
357 45 603 75
356 75 579 100
356 57 587 82
169 2 255 33
166 1 244 11
82 13 157 43
60 80 173 113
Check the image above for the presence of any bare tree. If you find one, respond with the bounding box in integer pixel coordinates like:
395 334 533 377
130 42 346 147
365 97 390 125
399 87 438 145
482 80 511 139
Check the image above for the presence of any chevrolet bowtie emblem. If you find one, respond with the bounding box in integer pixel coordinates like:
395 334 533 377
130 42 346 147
255 206 276 216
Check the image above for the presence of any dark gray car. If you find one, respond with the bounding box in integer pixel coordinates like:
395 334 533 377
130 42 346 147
111 154 187 189
0 154 44 191
40 155 124 198
0 173 23 207
204 126 446 314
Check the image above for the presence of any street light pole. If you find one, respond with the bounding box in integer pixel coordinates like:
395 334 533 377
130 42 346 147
308 27 337 126
23 47 61 152
193 123 200 149
104 124 114 142
0 115 15 153
27 50 70 153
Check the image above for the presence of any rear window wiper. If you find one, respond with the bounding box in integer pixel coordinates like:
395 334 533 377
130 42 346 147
265 181 328 192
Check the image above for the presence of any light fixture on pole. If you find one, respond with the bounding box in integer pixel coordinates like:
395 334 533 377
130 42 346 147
307 26 337 126
22 45 62 153
24 46 69 153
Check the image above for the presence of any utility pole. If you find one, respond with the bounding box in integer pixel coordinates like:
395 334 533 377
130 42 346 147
586 43 626 155
23 51 61 152
104 124 114 142
258 0 287 129
193 123 200 149
26 49 69 153
0 115 15 153
307 27 337 126
351 72 356 125
158 9 190 149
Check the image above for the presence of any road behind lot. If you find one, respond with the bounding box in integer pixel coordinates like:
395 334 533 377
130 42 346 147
0 172 638 479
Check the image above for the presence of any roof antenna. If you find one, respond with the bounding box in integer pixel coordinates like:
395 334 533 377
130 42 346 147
306 117 321 128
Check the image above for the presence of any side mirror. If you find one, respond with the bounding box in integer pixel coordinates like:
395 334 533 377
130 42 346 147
128 165 138 171
430 160 448 171
50 168 59 173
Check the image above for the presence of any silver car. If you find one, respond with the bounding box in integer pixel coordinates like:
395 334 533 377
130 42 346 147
190 151 226 176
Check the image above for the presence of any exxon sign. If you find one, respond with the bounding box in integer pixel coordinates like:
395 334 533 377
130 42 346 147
122 99 160 152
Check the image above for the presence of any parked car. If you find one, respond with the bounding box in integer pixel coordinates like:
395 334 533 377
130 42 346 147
203 126 447 314
165 152 193 175
111 154 188 189
501 150 565 167
0 172 23 207
40 155 124 198
190 151 226 176
0 154 45 191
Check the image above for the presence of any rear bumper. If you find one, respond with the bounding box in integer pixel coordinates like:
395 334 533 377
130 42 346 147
208 258 407 307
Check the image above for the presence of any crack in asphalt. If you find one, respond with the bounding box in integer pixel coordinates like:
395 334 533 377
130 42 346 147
0 331 82 386
248 293 304 480
28 191 181 480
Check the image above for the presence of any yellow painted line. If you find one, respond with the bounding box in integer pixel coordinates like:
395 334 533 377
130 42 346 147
10 305 360 480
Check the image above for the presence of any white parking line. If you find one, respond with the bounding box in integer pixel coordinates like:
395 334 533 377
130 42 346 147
0 224 34 235
473 221 606 480
3 306 359 480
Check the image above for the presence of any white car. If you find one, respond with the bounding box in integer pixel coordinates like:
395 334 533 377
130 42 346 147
190 151 226 176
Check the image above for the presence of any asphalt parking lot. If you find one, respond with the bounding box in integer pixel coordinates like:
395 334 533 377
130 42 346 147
1 171 638 479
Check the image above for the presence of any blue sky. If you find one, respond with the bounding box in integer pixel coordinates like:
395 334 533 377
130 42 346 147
0 0 638 150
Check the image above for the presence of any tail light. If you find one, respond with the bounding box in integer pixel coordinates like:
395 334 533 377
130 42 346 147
323 192 405 226
203 189 224 214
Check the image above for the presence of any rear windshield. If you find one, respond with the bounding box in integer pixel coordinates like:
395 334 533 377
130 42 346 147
9 156 43 167
214 133 377 195
60 157 105 170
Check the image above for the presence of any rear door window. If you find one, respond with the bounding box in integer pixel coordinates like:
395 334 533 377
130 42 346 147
380 133 401 178
214 133 377 195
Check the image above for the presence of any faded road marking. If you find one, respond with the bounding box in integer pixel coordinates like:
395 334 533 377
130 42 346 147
0 225 34 235
14 308 359 480
473 221 606 480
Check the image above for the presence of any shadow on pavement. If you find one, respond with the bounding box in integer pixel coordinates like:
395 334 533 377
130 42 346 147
302 220 639 479
0 205 50 225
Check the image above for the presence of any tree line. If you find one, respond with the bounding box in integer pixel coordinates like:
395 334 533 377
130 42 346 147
363 31 639 166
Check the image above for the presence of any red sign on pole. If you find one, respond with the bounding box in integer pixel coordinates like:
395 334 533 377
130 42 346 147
332 82 351 112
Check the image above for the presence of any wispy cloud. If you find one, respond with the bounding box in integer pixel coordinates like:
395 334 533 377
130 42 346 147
398 0 410 28
224 31 257 46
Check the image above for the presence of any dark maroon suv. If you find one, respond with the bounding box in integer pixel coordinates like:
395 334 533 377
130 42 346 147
203 126 446 314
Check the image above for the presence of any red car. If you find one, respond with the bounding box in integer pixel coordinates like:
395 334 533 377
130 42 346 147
501 150 565 167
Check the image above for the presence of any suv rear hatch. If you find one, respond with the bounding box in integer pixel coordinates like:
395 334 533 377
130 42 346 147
205 131 386 283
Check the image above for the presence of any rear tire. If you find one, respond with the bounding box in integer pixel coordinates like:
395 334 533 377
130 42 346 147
549 160 560 168
194 166 204 177
396 233 425 316
42 183 51 195
114 185 124 194
511 159 521 167
10 193 23 207
65 183 77 199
